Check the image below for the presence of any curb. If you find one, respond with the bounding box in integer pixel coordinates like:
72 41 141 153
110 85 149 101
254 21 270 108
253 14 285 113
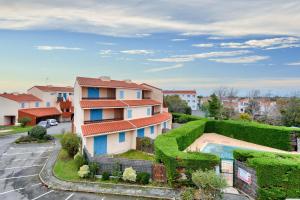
39 140 180 200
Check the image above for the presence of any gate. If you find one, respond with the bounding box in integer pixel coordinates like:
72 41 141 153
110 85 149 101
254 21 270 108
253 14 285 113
219 159 234 187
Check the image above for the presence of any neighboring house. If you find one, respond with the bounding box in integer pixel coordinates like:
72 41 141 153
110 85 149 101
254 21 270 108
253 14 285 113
163 90 198 110
73 76 172 156
0 93 42 125
28 85 74 121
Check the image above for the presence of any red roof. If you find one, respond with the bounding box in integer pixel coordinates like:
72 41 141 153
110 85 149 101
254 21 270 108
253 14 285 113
77 77 150 90
130 112 171 128
81 112 171 136
19 107 61 117
163 90 196 95
31 85 74 93
0 93 42 102
80 99 161 108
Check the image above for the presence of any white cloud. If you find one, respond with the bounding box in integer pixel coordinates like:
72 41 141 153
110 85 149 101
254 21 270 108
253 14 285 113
1 1 300 37
286 61 300 66
99 49 113 55
145 64 184 72
35 45 83 51
221 37 300 50
171 38 187 42
97 42 116 46
148 50 251 63
120 49 154 55
209 55 269 63
192 43 214 48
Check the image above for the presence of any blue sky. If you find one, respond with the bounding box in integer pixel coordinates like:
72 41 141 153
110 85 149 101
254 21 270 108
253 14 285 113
0 0 300 96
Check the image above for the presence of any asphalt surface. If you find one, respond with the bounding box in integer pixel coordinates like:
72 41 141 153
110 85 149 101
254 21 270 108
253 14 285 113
46 122 72 135
0 134 149 200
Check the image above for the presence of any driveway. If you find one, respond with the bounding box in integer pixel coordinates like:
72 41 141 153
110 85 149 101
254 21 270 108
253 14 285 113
0 135 149 200
47 122 71 135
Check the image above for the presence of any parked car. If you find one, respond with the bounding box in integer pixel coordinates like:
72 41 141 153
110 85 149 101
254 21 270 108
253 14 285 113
37 121 50 128
47 119 58 126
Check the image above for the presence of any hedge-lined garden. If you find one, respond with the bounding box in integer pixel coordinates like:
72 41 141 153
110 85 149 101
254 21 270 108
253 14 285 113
155 113 300 186
234 150 300 199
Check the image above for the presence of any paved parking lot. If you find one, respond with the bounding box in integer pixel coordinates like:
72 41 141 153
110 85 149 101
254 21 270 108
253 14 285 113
47 122 72 135
0 134 147 200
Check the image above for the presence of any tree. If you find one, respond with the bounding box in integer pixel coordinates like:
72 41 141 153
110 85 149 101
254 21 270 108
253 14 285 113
18 117 31 127
61 133 81 157
246 89 261 118
279 97 300 127
164 95 191 114
208 93 221 119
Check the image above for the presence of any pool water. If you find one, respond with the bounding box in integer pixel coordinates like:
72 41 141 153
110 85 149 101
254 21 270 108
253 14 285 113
201 143 252 160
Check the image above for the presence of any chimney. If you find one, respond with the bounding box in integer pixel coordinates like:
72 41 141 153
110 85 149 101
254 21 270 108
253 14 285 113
124 79 132 83
99 76 111 81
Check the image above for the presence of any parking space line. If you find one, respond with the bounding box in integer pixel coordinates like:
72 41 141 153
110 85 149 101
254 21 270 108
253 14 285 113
4 157 49 162
3 150 53 156
30 183 42 187
1 164 43 170
65 193 74 200
0 174 38 181
31 190 54 200
10 147 53 150
0 182 42 195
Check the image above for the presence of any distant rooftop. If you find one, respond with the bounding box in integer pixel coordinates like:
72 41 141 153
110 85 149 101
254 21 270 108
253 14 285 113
0 93 42 102
31 85 74 93
163 90 197 95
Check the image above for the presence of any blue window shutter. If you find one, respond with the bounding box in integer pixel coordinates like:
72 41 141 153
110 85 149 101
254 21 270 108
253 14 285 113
137 91 141 99
94 135 107 155
147 107 151 116
46 102 50 107
150 126 154 134
35 102 39 107
137 128 145 138
21 102 25 108
163 122 167 129
63 93 67 100
127 109 132 119
119 132 125 143
88 87 99 99
119 90 124 99
90 109 103 121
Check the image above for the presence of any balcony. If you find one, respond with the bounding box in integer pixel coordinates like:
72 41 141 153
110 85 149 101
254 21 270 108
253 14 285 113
84 117 123 124
152 111 161 115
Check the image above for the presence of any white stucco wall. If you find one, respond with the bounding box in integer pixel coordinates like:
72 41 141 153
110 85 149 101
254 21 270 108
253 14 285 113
124 106 151 120
116 88 141 100
0 97 19 125
73 81 84 135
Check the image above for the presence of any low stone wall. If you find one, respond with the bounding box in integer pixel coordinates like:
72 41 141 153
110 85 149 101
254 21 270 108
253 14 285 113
234 160 258 199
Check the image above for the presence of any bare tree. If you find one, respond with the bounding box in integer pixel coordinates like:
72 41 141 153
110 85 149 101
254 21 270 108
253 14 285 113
227 88 239 98
248 89 261 99
214 87 228 100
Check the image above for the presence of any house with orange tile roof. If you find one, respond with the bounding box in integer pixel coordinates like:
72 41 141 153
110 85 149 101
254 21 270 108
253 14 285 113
28 85 74 122
73 76 172 156
163 90 198 110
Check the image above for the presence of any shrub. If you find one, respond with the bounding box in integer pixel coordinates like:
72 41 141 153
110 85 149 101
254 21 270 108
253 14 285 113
28 126 47 139
192 169 227 200
102 171 110 181
239 113 252 121
18 117 31 127
234 149 300 199
136 172 150 185
181 187 195 200
61 133 80 157
122 167 137 182
74 153 86 170
172 113 201 124
15 135 37 143
78 165 89 178
88 162 99 179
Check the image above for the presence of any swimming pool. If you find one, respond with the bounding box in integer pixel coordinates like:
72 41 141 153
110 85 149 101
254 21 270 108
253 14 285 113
201 143 254 160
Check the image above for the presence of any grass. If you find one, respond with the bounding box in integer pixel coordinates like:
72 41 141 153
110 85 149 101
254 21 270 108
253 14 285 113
0 126 32 136
53 149 81 181
114 150 155 161
52 133 64 141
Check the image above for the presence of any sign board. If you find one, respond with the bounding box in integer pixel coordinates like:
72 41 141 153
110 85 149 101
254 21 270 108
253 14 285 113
238 167 252 185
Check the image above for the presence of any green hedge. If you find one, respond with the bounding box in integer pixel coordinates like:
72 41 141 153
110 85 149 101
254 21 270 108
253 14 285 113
154 120 220 184
172 113 202 124
205 120 299 151
234 150 300 199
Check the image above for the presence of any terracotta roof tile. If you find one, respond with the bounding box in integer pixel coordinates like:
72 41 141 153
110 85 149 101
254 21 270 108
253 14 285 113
77 77 150 90
82 121 135 136
80 99 161 108
19 107 61 117
0 93 42 102
163 90 196 95
32 85 74 92
130 112 171 128
81 112 172 137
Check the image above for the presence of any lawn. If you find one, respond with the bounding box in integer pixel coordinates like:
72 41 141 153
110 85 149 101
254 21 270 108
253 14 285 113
52 133 64 141
0 126 32 136
114 150 155 161
53 149 81 181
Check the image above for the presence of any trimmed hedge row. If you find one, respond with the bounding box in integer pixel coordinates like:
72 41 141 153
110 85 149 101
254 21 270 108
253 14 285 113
154 120 220 184
205 120 299 151
234 150 300 199
172 112 202 124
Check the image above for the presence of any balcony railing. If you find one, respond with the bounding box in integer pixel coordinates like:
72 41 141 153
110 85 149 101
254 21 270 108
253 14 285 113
84 117 123 124
82 96 116 100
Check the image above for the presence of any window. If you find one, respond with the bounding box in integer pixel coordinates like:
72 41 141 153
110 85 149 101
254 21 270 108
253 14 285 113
127 109 132 119
69 93 73 95
119 132 125 143
187 95 190 97
21 102 25 108
163 122 167 129
150 126 154 134
119 90 125 99
136 90 141 99
46 102 50 107
58 93 62 97
35 102 40 107
147 107 151 116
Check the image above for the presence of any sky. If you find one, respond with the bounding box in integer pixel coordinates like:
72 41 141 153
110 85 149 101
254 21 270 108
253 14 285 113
0 0 300 96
